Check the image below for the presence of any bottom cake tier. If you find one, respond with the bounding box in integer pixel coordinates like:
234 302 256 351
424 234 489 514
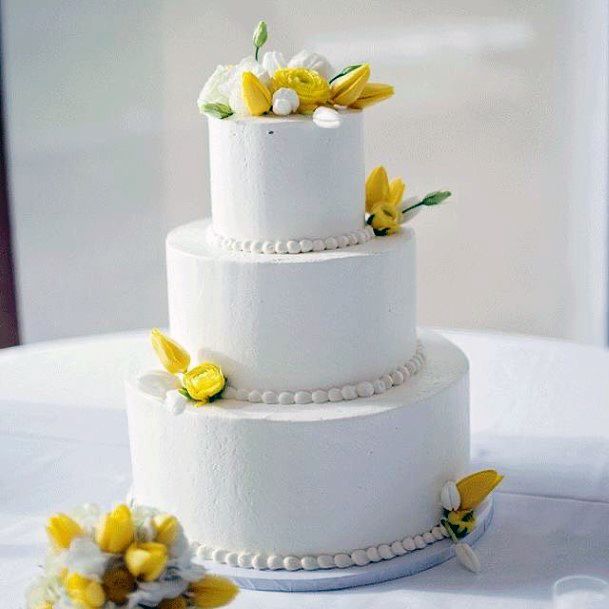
126 329 470 571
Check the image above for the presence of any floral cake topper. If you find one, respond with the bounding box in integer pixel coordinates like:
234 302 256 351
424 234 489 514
198 21 394 126
26 503 238 609
365 165 452 235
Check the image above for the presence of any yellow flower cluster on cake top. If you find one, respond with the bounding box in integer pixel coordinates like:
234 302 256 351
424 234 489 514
197 21 394 124
26 503 238 609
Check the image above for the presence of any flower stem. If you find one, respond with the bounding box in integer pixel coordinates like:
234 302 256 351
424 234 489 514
402 201 425 214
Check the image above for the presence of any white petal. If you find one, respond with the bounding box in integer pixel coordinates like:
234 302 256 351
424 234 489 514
261 50 286 76
440 481 461 511
455 543 481 573
164 389 189 415
289 50 333 80
137 370 180 399
313 106 342 129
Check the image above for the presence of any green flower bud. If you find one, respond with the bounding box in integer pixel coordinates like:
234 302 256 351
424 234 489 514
253 21 268 60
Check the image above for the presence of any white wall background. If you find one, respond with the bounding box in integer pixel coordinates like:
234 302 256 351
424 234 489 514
2 0 608 345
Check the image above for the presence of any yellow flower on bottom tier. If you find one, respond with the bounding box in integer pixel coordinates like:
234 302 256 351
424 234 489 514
183 362 226 404
271 67 331 113
125 541 168 582
188 575 239 608
65 573 105 609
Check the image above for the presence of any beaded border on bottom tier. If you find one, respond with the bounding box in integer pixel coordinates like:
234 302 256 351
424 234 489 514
192 521 450 571
208 225 375 255
222 341 424 405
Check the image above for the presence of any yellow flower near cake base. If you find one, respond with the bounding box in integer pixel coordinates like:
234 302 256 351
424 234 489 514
65 573 105 609
95 504 134 554
271 67 331 113
153 513 180 546
242 72 272 116
188 574 239 608
46 513 84 551
350 82 394 109
457 469 504 511
368 202 401 235
159 597 188 609
151 328 190 374
183 362 226 403
330 63 370 107
125 541 168 582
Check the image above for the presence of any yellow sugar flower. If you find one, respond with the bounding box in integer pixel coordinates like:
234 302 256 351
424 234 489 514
46 513 84 551
153 513 180 547
456 470 504 511
95 504 134 554
159 597 188 609
271 67 331 113
188 574 239 608
102 566 135 604
446 509 477 537
330 63 370 107
65 573 105 609
183 362 226 404
368 202 401 236
389 178 405 206
350 82 394 109
366 165 389 212
151 328 190 375
241 71 272 116
125 541 168 582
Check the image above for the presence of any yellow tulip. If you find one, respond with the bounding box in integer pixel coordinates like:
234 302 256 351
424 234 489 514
102 566 135 604
330 63 370 107
389 178 405 206
151 328 190 375
350 82 394 109
188 575 239 608
368 202 401 236
365 165 390 212
271 68 330 113
125 541 168 582
159 597 188 609
65 573 105 609
183 362 225 404
95 504 134 554
242 72 272 116
153 513 180 547
46 513 84 551
457 469 504 511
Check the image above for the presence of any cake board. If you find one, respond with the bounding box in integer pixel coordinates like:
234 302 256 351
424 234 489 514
198 499 493 592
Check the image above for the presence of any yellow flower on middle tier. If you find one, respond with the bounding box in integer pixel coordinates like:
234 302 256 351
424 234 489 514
153 513 180 547
366 165 405 213
271 67 330 113
183 362 226 403
151 328 190 374
368 202 401 235
241 72 272 116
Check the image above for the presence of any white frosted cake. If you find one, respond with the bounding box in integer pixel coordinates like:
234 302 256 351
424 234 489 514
126 24 501 576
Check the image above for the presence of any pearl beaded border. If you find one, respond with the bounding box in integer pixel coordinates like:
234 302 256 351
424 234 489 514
210 225 375 255
222 342 424 405
192 522 450 571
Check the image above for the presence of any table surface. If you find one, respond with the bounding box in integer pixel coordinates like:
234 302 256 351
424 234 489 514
2 329 609 608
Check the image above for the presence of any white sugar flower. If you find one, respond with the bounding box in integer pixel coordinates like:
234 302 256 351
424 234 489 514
312 106 341 128
288 50 333 79
63 537 108 579
197 64 235 111
261 50 286 76
164 389 189 415
224 56 270 116
137 370 180 399
70 503 101 534
272 87 299 115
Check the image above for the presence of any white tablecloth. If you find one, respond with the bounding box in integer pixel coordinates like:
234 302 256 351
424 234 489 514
2 329 609 607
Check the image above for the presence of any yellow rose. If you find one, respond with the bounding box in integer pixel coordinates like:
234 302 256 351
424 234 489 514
125 541 168 582
368 202 401 236
183 362 226 404
95 504 134 554
271 68 330 114
65 573 105 609
188 575 239 608
151 328 190 374
46 513 83 551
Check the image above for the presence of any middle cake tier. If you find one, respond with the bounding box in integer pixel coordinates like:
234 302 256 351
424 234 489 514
167 220 417 394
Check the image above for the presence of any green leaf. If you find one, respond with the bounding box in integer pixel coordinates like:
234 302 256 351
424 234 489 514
420 190 452 206
178 387 192 400
329 64 362 84
201 103 233 119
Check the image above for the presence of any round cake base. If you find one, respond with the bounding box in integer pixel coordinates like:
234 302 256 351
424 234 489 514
198 500 493 592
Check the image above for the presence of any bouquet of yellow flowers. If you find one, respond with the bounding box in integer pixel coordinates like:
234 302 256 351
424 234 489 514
26 504 238 609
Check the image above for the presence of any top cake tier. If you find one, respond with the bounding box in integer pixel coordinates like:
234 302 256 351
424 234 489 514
208 111 365 243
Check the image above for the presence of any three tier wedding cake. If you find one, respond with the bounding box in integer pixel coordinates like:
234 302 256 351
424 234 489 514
126 23 501 577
